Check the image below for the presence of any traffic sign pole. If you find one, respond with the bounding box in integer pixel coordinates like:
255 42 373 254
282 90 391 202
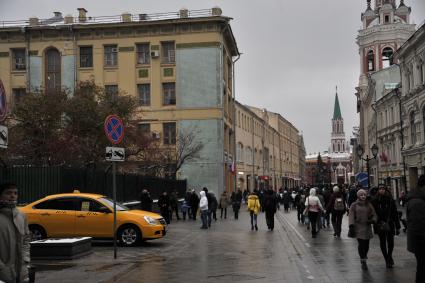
113 161 117 259
104 114 124 260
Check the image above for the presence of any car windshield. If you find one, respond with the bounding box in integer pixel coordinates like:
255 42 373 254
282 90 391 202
98 197 129 211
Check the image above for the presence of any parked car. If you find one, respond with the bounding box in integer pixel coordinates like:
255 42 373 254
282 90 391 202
19 190 167 246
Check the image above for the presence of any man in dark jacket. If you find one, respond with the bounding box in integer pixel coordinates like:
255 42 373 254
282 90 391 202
169 190 180 221
140 189 153 212
407 175 425 283
326 186 347 238
189 190 199 220
158 191 171 224
264 189 278 230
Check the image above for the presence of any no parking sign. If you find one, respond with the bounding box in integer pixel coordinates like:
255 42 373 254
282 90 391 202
104 115 124 144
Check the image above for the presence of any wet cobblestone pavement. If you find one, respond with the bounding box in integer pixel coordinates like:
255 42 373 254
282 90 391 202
34 205 416 282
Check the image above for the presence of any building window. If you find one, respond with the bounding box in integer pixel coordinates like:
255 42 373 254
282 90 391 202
163 122 176 145
104 45 118 67
384 15 389 23
246 147 252 165
382 47 394 68
79 46 93 68
420 61 425 85
12 48 26 70
162 82 176 105
423 107 425 143
410 111 416 145
367 50 375 72
137 84 150 106
136 43 150 65
105 85 118 101
161 42 175 64
45 48 61 93
12 88 26 107
237 143 243 162
138 123 150 135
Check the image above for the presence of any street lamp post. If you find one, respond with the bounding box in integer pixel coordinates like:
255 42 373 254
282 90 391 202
356 144 379 190
332 163 337 185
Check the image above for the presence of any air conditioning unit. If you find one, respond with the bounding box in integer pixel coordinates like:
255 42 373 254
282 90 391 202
150 50 160 58
152 132 161 139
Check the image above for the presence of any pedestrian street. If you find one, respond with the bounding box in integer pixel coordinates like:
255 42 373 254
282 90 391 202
33 205 416 283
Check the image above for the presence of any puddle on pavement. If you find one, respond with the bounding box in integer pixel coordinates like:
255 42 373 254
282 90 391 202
207 273 266 281
33 263 76 272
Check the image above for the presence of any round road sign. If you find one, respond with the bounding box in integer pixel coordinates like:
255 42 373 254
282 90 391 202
104 115 124 145
0 80 7 122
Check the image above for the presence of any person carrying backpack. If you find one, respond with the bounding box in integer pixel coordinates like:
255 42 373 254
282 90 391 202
326 185 346 238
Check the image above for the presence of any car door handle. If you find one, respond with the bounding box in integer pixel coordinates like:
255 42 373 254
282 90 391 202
41 213 50 216
77 215 86 218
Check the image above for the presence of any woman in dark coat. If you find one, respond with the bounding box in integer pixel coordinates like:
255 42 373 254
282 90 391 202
407 175 425 283
371 185 401 268
348 189 377 271
264 189 278 230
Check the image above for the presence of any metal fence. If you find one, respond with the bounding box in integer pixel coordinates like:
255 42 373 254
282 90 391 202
0 166 186 204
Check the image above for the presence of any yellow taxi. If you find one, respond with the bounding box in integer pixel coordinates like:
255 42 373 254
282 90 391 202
19 190 167 246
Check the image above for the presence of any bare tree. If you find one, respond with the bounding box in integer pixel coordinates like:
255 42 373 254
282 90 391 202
166 126 204 179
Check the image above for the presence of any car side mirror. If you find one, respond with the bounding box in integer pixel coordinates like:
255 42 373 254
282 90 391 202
98 206 111 213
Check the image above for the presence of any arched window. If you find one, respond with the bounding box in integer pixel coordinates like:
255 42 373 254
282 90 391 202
382 47 394 68
410 111 416 145
338 143 340 152
45 48 61 93
367 50 375 71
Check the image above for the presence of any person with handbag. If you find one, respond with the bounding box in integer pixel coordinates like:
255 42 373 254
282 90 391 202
304 188 324 238
348 189 377 270
371 185 401 268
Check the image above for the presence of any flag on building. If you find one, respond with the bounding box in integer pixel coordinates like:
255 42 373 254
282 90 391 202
380 151 389 163
230 161 236 174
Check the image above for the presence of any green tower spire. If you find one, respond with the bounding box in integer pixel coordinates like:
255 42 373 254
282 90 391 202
333 86 342 119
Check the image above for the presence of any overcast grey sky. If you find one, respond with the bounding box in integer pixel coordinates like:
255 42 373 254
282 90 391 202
1 0 424 154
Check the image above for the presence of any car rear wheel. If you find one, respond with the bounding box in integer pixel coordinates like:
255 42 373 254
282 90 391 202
118 225 141 247
29 225 46 241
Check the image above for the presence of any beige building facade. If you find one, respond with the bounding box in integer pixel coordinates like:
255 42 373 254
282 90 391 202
235 102 302 191
395 23 425 191
0 8 239 195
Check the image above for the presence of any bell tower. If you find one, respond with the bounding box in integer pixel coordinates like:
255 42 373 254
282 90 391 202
358 0 414 76
355 0 415 172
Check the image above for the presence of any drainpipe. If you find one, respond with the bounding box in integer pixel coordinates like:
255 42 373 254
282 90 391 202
23 27 30 92
71 25 77 95
393 63 408 192
232 53 240 192
252 116 255 190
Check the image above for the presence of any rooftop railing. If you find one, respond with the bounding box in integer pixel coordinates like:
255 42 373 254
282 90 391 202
0 8 221 29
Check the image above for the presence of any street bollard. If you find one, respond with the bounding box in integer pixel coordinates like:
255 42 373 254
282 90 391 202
28 265 36 283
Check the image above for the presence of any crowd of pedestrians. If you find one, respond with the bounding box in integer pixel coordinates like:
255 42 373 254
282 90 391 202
1 177 423 283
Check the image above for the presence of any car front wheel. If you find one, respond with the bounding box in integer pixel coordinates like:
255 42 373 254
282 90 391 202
118 225 141 247
29 225 46 241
